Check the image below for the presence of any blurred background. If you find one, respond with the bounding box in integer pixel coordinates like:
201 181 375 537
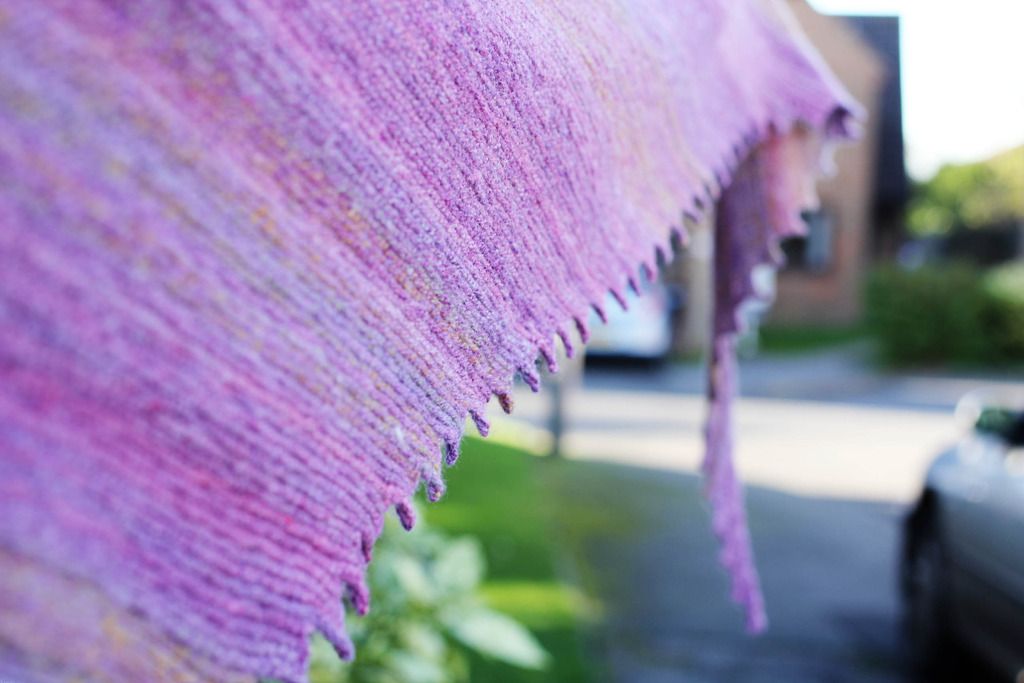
310 1 1024 682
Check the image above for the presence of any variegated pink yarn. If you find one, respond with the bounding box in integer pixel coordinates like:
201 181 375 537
0 2 854 681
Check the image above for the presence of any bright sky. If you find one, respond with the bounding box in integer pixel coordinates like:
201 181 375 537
809 0 1024 180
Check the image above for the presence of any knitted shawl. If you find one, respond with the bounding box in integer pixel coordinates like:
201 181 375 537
0 2 855 681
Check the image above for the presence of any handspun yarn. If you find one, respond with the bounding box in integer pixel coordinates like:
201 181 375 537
0 1 854 681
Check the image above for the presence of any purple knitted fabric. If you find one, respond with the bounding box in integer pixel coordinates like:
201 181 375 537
0 2 854 681
705 127 842 632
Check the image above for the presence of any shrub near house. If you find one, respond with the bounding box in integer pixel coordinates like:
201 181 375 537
866 263 1024 367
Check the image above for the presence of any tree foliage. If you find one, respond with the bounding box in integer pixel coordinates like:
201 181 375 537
907 145 1024 236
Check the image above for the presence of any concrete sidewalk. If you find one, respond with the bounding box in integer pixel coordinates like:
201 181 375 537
493 344 1024 503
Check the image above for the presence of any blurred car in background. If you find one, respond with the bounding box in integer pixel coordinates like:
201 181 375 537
902 391 1024 678
585 284 675 364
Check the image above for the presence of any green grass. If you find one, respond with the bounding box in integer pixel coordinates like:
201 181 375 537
423 437 601 683
757 324 866 354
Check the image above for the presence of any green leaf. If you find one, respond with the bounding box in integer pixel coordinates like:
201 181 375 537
432 537 485 595
441 606 549 670
398 622 447 662
389 554 436 605
383 651 449 683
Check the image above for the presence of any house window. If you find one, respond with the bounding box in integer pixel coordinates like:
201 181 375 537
781 209 834 273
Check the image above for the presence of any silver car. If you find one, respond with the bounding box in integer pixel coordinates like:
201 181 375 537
902 391 1024 679
585 284 674 362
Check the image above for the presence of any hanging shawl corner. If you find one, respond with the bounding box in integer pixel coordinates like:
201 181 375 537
703 102 859 631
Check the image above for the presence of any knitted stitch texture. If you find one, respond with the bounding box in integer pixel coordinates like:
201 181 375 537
0 2 855 681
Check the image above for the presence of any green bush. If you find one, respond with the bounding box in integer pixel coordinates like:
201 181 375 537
865 263 1024 367
261 437 599 683
983 262 1024 359
306 515 548 683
